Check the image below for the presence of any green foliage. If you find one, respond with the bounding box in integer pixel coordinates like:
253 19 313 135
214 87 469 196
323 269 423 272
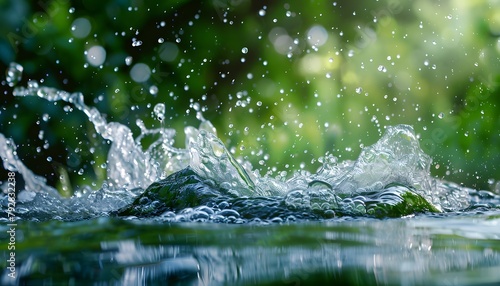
1 0 499 193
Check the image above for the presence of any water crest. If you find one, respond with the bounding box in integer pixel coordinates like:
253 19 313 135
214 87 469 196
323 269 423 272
0 76 495 223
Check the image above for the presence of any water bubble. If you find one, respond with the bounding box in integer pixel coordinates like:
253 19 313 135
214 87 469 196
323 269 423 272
69 7 75 13
158 38 164 44
125 56 133 66
259 9 266 16
154 103 165 121
241 47 248 54
6 62 23 87
438 112 445 119
355 87 363 94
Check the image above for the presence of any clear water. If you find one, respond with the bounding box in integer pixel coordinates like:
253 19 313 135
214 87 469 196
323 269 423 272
1 75 500 285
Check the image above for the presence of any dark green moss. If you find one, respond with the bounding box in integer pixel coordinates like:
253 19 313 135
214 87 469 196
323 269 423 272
115 167 234 216
366 183 441 218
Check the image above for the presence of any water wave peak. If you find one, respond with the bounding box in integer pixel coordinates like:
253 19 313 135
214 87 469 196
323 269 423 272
0 80 476 222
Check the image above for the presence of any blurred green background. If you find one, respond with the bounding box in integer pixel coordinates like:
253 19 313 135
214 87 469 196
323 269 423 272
1 0 499 194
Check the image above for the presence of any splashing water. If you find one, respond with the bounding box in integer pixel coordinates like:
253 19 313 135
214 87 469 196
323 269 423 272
0 70 487 222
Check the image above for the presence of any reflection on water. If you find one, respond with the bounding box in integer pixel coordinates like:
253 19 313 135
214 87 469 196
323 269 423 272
1 68 499 285
1 213 499 285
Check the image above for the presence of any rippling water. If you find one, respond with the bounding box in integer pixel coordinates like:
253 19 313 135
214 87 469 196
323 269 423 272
1 78 500 285
1 213 500 285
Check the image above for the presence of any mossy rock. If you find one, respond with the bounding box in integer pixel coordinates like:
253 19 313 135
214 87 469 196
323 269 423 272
365 183 441 218
116 167 234 217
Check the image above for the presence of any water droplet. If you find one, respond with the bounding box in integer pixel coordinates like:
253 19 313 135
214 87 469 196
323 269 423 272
27 80 39 89
132 39 143 47
241 47 248 54
355 87 363 94
154 103 165 121
149 85 158 95
158 38 164 43
438 112 445 119
6 62 23 87
125 56 133 66
86 46 106 67
259 9 266 16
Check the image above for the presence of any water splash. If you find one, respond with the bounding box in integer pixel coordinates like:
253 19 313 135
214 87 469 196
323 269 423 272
5 62 23 87
0 75 481 221
13 81 162 189
0 133 57 198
